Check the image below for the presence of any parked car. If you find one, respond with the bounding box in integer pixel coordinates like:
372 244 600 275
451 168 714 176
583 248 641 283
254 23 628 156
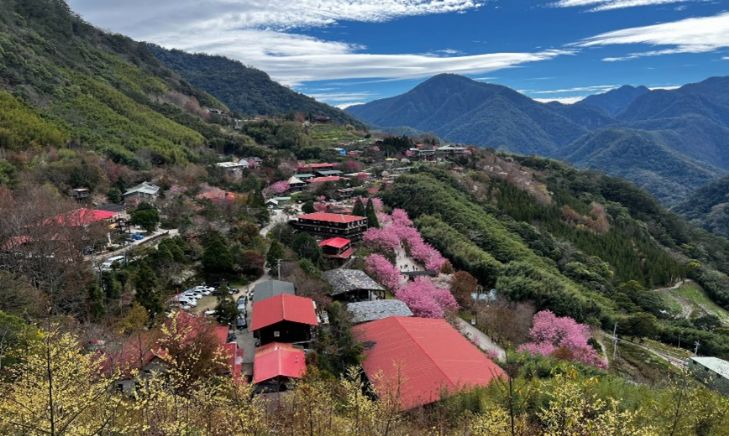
203 309 217 317
100 255 125 271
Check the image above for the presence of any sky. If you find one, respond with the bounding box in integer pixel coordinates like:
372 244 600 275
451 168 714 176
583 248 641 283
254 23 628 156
68 0 729 108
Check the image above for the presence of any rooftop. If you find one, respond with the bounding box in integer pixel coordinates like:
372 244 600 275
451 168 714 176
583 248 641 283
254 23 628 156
252 280 296 304
123 181 160 197
307 176 342 184
347 300 413 324
691 356 729 379
323 269 384 297
298 212 366 224
319 237 351 249
250 294 318 331
253 342 307 384
353 317 507 410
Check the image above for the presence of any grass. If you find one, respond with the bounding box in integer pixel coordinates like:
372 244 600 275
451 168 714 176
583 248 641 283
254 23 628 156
308 124 365 147
601 333 680 384
671 282 729 324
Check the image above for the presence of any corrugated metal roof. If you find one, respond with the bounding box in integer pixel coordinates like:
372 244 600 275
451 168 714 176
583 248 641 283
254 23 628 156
691 356 729 379
353 317 507 410
252 280 295 304
250 294 318 331
253 342 306 384
298 212 365 224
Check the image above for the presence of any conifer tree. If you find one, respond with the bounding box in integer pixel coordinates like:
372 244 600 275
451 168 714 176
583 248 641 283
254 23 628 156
365 198 379 228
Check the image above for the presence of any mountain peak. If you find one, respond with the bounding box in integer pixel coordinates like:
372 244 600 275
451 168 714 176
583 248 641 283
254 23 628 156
578 84 650 117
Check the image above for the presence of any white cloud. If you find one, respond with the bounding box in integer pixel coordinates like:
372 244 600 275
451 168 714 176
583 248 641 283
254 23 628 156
527 84 618 94
577 12 729 61
534 96 586 104
552 0 695 12
68 0 568 86
723 56 729 60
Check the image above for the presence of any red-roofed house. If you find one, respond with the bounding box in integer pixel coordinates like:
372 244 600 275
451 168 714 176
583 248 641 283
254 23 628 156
49 208 118 227
251 294 318 345
253 342 306 391
196 186 238 204
319 237 353 260
297 162 336 172
353 317 507 410
307 175 342 184
292 212 367 240
102 311 241 393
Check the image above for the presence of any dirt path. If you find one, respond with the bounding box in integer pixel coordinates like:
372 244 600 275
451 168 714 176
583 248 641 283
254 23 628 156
454 318 506 362
603 332 687 369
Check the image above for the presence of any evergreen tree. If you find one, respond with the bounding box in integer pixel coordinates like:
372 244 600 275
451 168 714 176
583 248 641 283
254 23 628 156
365 198 379 228
291 232 321 263
86 283 106 321
202 231 234 277
134 262 162 318
266 240 285 274
302 199 315 213
352 197 365 217
215 289 239 327
130 202 160 233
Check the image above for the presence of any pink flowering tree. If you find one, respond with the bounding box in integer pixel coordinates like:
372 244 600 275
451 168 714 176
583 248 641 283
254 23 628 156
518 310 607 369
263 180 289 197
395 277 458 319
365 254 401 291
362 227 401 255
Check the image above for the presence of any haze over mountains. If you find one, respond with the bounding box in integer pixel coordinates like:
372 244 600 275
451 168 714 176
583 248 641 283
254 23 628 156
347 74 729 205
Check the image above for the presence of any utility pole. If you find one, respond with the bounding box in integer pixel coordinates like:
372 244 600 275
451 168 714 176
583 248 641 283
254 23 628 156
694 340 700 356
612 323 619 360
277 258 282 280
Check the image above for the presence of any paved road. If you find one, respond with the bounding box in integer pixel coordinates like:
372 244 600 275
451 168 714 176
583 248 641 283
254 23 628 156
454 318 506 362
89 228 179 265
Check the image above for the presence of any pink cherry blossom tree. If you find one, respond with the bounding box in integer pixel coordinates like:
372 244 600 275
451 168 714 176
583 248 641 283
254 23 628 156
263 180 289 197
395 277 458 319
518 310 607 369
365 254 401 291
362 227 401 254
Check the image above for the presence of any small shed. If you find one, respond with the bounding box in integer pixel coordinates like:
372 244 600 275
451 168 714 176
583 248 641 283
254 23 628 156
323 269 385 302
253 342 306 392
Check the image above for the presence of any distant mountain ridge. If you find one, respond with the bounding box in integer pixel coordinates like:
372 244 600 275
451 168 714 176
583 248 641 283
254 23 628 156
347 74 729 205
148 46 361 126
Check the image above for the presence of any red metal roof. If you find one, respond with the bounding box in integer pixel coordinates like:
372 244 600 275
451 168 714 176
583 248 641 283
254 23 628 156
297 162 336 170
319 237 351 249
353 317 507 410
307 176 341 184
298 212 365 224
49 208 118 227
253 342 307 384
250 294 318 331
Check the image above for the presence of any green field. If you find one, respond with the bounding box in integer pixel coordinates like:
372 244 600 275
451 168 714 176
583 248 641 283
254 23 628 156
660 281 729 324
307 124 367 147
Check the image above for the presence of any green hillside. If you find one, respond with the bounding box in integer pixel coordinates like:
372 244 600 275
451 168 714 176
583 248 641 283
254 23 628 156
147 46 362 126
674 175 729 237
0 0 250 168
383 155 729 358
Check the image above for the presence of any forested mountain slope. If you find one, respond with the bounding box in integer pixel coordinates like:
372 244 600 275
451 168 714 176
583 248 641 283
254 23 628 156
349 74 729 206
383 152 729 358
0 0 258 169
147 46 362 125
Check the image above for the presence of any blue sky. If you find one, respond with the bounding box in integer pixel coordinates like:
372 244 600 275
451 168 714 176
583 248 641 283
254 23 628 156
69 0 729 107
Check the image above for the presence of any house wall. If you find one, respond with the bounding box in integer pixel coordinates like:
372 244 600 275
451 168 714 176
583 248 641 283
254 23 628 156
689 360 729 396
255 321 312 346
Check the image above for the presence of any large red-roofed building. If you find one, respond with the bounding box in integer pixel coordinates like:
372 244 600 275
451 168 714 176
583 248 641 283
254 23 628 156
251 294 318 345
49 208 118 227
292 212 367 240
353 317 507 410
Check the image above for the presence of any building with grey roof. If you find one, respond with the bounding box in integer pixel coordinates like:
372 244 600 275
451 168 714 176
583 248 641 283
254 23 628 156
252 280 295 304
323 269 385 302
689 356 729 396
347 300 413 324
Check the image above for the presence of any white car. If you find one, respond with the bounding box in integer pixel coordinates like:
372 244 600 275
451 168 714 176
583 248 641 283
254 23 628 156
180 303 193 311
100 255 125 271
177 296 197 307
183 290 203 300
203 309 217 316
